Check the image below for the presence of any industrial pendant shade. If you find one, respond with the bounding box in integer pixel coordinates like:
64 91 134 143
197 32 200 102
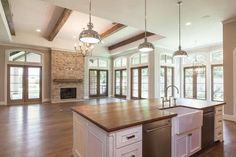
173 1 188 58
79 0 101 44
138 0 154 52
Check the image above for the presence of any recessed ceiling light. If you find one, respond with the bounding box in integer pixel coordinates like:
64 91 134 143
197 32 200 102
185 22 192 26
36 29 41 32
73 35 77 39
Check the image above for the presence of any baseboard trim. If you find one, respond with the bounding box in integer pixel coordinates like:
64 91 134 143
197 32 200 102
51 99 85 104
42 99 51 103
223 114 236 122
0 101 6 105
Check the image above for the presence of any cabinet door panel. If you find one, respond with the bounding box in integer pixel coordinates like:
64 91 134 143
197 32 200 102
176 135 188 157
189 129 201 156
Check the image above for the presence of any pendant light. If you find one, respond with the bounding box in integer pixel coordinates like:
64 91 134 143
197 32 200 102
138 0 154 52
173 1 188 58
79 0 101 44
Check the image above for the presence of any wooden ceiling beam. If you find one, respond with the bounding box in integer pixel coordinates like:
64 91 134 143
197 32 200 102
48 8 72 41
1 0 15 35
108 32 155 51
100 23 126 39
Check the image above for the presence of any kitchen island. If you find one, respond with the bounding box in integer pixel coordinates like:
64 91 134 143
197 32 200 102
72 98 225 157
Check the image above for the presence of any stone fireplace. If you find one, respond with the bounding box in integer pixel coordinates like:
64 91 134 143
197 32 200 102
51 49 84 103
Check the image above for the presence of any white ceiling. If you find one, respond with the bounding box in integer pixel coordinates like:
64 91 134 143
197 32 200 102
12 0 56 35
8 0 153 51
42 0 236 49
56 11 112 41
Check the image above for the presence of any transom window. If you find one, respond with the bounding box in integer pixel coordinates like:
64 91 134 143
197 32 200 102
114 57 127 68
183 53 207 65
130 53 148 66
8 51 42 63
211 51 223 63
160 54 174 65
89 58 108 68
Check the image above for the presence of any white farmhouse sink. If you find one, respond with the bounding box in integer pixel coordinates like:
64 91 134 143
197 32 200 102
165 107 203 135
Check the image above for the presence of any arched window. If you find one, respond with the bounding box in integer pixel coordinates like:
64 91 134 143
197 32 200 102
8 50 42 64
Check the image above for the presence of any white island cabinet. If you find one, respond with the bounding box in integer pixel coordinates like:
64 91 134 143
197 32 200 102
73 113 142 157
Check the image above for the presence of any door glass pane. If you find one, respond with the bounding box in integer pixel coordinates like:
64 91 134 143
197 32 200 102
166 67 173 97
28 67 41 99
141 68 149 98
185 68 193 98
132 69 139 98
122 70 127 96
115 70 121 95
100 71 107 95
10 67 24 100
196 67 206 100
89 70 97 95
160 67 165 98
212 66 224 101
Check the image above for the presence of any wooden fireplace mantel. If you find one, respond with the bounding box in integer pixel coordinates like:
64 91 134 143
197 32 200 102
53 79 83 83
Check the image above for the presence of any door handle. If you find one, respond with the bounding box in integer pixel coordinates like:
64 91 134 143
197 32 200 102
126 135 135 140
145 124 170 133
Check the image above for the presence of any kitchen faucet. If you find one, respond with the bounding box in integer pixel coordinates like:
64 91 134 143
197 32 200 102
161 85 180 108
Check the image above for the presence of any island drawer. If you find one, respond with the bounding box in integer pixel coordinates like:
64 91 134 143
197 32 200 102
115 141 142 157
115 125 142 148
215 115 223 129
215 106 223 116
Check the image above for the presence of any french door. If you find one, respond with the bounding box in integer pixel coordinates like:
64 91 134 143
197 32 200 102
131 66 149 99
8 65 42 104
115 69 127 98
89 69 108 97
160 66 174 98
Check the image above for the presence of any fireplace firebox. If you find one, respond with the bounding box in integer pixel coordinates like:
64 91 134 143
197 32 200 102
60 88 76 99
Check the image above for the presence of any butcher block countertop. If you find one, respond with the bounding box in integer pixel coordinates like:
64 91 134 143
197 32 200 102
72 98 225 132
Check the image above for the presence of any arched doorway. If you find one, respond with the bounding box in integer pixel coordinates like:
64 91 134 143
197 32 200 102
6 50 43 104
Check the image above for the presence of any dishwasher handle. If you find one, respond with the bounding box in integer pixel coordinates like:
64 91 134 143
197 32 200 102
144 123 171 133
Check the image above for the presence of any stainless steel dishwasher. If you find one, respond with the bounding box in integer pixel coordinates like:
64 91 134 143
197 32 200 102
143 118 171 157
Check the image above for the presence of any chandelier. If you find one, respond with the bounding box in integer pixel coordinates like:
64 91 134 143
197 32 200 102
74 42 94 57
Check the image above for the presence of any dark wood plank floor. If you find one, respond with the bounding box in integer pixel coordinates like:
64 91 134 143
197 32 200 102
0 98 235 157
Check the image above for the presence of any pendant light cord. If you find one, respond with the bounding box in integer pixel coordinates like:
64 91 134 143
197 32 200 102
89 0 92 24
144 0 147 41
178 1 182 49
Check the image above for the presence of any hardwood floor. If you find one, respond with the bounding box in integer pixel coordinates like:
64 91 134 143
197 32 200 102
0 98 235 157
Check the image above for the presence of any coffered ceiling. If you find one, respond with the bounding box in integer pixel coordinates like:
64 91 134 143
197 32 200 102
43 0 236 49
0 0 236 52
